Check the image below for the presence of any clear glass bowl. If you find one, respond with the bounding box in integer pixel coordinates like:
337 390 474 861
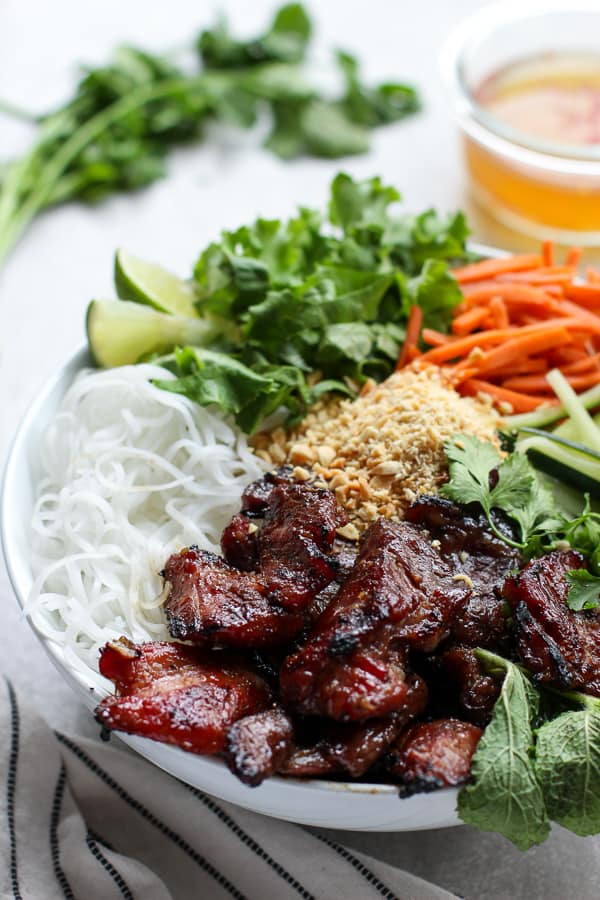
441 0 600 245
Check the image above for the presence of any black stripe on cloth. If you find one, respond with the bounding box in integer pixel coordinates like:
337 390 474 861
55 733 248 900
5 679 23 900
88 827 116 853
86 831 134 900
50 765 76 899
183 783 316 900
311 833 400 900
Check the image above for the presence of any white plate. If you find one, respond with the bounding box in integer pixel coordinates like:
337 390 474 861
1 343 462 831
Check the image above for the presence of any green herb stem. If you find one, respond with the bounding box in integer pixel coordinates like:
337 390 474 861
0 76 205 265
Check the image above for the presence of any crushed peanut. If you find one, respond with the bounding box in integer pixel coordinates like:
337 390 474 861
252 366 500 531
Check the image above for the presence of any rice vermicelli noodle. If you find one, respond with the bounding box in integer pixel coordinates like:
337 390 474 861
28 364 265 690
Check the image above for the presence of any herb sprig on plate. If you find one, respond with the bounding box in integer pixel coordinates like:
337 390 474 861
87 173 471 432
442 435 600 847
0 3 420 268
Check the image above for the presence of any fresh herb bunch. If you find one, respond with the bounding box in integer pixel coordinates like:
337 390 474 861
151 173 470 432
441 435 600 608
458 649 600 850
0 3 420 268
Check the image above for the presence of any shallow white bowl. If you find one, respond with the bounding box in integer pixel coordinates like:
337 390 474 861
1 343 461 831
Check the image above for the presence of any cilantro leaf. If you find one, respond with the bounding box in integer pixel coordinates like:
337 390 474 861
1 5 423 270
489 452 535 514
197 3 312 69
565 570 600 611
404 259 463 331
458 651 551 850
388 209 471 275
440 436 502 514
155 345 353 433
441 435 566 555
335 50 420 128
154 347 274 417
328 172 400 231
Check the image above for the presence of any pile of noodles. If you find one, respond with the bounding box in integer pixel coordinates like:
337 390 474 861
27 364 265 690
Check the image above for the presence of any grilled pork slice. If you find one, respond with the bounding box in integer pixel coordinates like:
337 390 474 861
224 708 295 786
164 548 304 649
96 638 271 755
164 474 350 649
280 519 469 721
279 709 426 780
438 645 500 726
385 718 483 795
405 496 521 648
221 471 348 607
503 550 600 696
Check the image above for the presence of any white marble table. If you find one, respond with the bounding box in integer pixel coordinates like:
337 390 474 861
2 1 599 896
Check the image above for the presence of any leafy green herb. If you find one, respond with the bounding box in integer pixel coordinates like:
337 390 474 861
90 171 468 431
336 51 420 128
442 436 568 555
441 435 600 609
535 707 600 835
197 3 312 69
457 651 551 850
0 4 420 268
459 650 600 848
148 172 468 429
154 346 351 434
565 570 600 611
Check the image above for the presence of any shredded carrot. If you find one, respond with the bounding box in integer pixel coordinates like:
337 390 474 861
397 242 600 416
458 379 556 413
503 371 600 393
566 246 583 267
461 283 562 308
488 296 509 330
564 283 600 309
464 327 572 378
587 267 600 284
396 305 423 369
451 254 543 285
451 306 491 336
496 268 574 285
542 241 554 266
482 357 548 379
421 328 450 347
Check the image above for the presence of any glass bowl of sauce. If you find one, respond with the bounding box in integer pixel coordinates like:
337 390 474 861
441 1 600 244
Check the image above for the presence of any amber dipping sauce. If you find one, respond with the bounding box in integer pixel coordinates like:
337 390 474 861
465 53 600 233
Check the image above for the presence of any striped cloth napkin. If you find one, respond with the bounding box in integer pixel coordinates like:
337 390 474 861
0 679 455 900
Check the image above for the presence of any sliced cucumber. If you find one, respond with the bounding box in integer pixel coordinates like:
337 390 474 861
505 382 600 431
114 249 198 318
526 448 600 500
86 300 223 368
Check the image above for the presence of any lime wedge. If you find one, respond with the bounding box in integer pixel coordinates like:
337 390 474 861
87 299 221 367
114 249 198 318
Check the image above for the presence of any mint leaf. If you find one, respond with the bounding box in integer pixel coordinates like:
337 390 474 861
457 652 551 850
565 570 600 611
536 709 600 836
440 436 502 514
